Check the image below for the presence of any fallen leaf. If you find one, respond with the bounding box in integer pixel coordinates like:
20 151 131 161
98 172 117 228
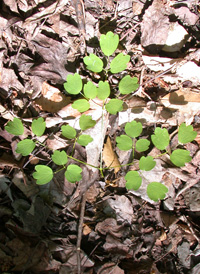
103 136 120 173
34 82 71 113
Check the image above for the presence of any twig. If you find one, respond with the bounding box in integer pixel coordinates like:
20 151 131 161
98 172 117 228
77 192 87 274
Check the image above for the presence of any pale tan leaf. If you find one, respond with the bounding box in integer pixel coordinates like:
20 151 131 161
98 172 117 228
103 137 120 173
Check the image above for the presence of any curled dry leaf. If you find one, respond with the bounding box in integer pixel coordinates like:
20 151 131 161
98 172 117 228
103 136 120 173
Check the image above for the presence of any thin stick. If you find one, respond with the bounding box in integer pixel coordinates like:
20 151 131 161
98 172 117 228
77 192 87 274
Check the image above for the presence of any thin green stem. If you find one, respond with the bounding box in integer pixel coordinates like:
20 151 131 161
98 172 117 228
67 155 99 169
154 151 168 158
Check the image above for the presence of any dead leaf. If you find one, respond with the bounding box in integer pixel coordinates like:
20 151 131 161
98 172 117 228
34 82 71 112
103 137 120 173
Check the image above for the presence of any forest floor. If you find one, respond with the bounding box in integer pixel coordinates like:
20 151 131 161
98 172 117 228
0 0 200 273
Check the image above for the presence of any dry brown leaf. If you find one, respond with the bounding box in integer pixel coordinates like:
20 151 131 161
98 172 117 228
161 89 200 104
34 82 71 113
102 137 120 173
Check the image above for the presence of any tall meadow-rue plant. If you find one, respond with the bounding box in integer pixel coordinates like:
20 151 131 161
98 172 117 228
5 32 197 202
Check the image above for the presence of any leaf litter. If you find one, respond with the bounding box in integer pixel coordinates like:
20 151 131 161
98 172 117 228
0 0 200 273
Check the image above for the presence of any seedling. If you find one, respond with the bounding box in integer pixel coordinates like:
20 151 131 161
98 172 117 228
4 31 198 202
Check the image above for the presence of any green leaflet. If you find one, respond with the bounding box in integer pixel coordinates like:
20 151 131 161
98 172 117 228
31 117 46 137
77 135 93 146
72 99 90 113
97 81 110 100
125 171 142 190
79 115 96 130
84 81 97 99
135 139 150 152
139 156 156 171
178 123 197 144
65 164 82 183
100 31 119 56
61 125 76 139
64 73 82 95
52 150 68 165
105 99 123 114
119 75 139 94
33 165 53 185
5 118 24 136
116 135 133 151
151 128 169 150
83 54 103 73
147 182 168 202
170 149 192 167
110 53 130 73
125 120 143 138
16 139 35 156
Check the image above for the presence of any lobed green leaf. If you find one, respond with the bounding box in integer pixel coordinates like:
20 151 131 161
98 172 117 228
100 31 119 56
83 81 97 99
116 135 132 151
77 134 93 146
170 149 192 167
31 117 46 137
64 73 82 95
33 165 53 185
151 128 169 150
83 54 103 73
105 99 123 114
110 53 130 74
79 115 96 131
178 123 197 144
125 170 142 190
97 81 110 100
147 182 168 202
16 139 35 156
61 125 76 139
72 99 90 113
119 75 139 94
125 120 143 138
139 156 156 171
135 139 150 152
52 150 68 165
65 164 82 183
5 118 24 136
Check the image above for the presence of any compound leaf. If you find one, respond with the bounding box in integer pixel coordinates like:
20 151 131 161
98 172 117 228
83 81 97 99
105 99 123 114
125 170 142 190
65 164 82 183
136 139 150 152
31 117 46 137
147 182 168 202
61 125 76 139
178 123 197 144
72 99 90 113
77 134 93 146
79 114 96 130
125 120 143 138
139 156 156 171
5 118 24 136
170 149 192 167
116 135 132 151
119 75 139 94
52 150 68 165
97 81 110 100
110 53 130 74
33 165 53 185
151 128 169 150
83 54 103 73
64 73 82 95
16 139 35 156
100 31 119 56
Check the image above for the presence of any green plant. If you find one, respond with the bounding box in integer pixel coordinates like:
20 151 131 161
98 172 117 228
4 31 197 202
